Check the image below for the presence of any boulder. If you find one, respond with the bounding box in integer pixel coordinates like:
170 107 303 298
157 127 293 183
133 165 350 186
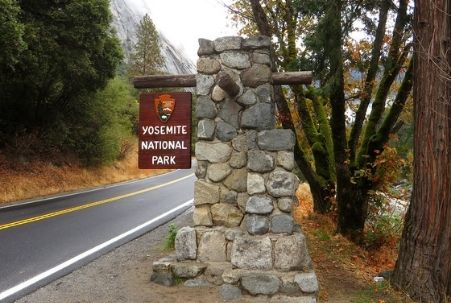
198 230 227 262
274 233 311 271
223 168 247 192
194 180 220 205
245 195 274 214
171 262 207 278
216 121 237 142
205 262 233 285
241 273 280 295
195 96 217 119
211 203 244 227
247 150 275 172
197 57 221 74
277 151 295 170
294 272 319 293
231 236 272 270
220 51 251 69
193 206 213 226
241 64 272 87
229 151 247 168
197 119 215 140
196 74 215 95
245 214 270 235
214 36 242 52
207 163 232 182
247 173 266 195
266 168 296 197
241 103 275 131
195 141 232 163
175 226 197 260
198 38 215 56
271 214 294 234
257 129 295 151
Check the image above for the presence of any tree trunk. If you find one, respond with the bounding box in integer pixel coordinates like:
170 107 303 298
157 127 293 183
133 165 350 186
336 179 370 242
392 0 450 300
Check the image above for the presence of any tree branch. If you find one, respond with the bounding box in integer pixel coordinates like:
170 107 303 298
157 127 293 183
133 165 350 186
348 0 390 162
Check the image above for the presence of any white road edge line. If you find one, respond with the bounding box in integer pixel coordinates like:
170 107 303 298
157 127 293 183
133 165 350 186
0 199 194 301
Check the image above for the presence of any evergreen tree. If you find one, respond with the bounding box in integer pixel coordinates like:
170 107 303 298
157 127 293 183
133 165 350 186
0 0 25 71
128 14 164 76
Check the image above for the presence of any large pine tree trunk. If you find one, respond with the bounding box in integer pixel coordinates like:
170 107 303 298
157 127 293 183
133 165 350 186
392 0 450 300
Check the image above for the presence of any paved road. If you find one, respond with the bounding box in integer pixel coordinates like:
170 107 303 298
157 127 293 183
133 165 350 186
0 169 195 303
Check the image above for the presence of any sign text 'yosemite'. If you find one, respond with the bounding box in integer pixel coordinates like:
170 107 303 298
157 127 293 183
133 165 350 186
139 92 191 169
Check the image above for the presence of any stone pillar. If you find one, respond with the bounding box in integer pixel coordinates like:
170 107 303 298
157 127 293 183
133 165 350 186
151 36 318 302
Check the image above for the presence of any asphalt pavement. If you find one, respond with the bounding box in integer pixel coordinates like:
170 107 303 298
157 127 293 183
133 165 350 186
0 169 195 303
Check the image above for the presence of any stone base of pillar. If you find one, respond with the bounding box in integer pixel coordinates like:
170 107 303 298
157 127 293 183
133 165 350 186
150 226 318 302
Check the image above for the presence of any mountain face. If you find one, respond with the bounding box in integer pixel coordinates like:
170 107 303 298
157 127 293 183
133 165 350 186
110 0 194 74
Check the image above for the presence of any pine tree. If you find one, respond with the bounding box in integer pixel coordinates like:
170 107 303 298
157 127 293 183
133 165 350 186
128 14 164 76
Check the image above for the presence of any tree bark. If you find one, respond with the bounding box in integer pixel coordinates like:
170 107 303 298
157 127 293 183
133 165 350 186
392 0 450 300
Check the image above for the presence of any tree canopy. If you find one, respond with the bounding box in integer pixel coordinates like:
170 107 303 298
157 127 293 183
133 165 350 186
230 0 413 240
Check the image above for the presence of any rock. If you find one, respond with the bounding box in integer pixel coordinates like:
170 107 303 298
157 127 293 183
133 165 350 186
246 195 274 214
223 168 247 192
214 36 242 52
220 284 242 301
237 193 249 212
207 163 232 182
278 197 295 213
241 103 275 131
241 274 280 295
218 98 242 129
220 51 251 69
205 262 232 285
196 74 215 95
175 226 197 261
237 89 258 106
198 231 227 262
247 150 275 172
229 151 247 168
279 274 300 295
211 203 244 227
231 236 272 270
274 233 312 271
252 52 271 66
270 295 317 303
241 64 272 88
195 160 208 179
243 36 271 49
150 272 174 286
294 272 319 293
212 85 226 102
152 255 176 272
224 227 244 241
196 96 217 119
256 84 273 103
195 141 232 163
271 214 294 234
257 129 295 151
184 278 212 288
222 269 243 284
220 187 238 204
245 214 270 235
197 57 221 74
172 262 207 278
266 169 297 197
231 134 247 151
277 151 295 170
198 38 216 56
246 130 258 150
197 119 215 140
247 173 266 195
194 180 220 205
193 206 213 226
216 121 237 142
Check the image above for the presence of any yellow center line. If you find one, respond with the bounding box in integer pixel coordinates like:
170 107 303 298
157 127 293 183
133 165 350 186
0 173 194 231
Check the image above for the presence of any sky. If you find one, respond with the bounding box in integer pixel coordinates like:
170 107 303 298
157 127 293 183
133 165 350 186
126 0 238 63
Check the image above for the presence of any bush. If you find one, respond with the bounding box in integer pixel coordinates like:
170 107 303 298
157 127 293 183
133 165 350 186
65 77 137 166
364 191 404 249
164 224 178 251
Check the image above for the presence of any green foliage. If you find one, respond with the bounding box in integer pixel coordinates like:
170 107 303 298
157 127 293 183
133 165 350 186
65 78 137 166
128 14 164 76
164 224 178 251
0 0 25 70
0 0 123 132
364 192 404 249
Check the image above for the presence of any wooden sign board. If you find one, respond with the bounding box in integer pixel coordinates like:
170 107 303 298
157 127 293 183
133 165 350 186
139 92 192 169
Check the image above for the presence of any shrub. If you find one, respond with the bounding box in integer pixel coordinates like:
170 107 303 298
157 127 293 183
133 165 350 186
164 224 178 251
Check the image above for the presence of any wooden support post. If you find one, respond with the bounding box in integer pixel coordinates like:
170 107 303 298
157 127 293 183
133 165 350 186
216 71 240 97
133 71 313 89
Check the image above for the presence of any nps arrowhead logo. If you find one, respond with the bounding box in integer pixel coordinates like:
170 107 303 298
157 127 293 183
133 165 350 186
154 94 176 123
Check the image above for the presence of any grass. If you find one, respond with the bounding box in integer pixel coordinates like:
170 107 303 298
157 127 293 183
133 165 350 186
164 223 178 251
0 144 170 205
293 183 414 303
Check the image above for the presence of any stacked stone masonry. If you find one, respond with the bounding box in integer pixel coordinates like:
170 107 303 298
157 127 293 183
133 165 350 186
151 36 318 302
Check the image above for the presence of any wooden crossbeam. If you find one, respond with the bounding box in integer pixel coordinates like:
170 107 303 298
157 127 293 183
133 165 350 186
133 71 313 89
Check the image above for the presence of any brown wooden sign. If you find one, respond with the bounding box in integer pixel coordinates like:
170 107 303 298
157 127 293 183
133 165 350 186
139 92 192 169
